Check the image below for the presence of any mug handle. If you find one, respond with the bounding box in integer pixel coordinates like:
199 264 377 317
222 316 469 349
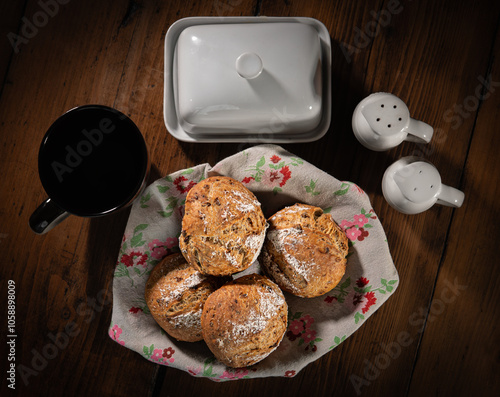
405 118 434 143
29 198 70 234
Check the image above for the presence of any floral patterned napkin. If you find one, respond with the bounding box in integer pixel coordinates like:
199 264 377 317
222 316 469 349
109 144 398 381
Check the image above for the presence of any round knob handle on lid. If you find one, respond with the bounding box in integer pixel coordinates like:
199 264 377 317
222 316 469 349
235 52 263 79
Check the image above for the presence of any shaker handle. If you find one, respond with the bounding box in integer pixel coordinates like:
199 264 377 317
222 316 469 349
29 198 70 234
405 118 434 143
436 184 465 208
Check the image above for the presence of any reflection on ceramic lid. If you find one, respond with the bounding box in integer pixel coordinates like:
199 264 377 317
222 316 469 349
174 23 323 135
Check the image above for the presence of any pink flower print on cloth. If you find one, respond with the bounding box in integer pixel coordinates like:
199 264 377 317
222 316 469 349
109 324 125 346
345 227 362 241
340 208 377 245
289 319 305 336
148 237 179 260
142 344 175 365
220 369 249 380
353 214 369 227
286 313 321 352
151 348 163 362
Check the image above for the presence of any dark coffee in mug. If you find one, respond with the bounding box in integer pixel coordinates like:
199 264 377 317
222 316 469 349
37 105 149 216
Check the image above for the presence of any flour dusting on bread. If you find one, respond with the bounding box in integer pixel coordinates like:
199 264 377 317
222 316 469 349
201 274 288 368
260 203 349 298
145 253 228 342
148 183 349 367
180 176 267 276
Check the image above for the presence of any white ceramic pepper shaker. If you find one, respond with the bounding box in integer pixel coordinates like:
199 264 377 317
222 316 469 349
382 157 465 214
352 93 433 151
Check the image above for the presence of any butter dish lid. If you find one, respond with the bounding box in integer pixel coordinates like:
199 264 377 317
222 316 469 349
164 17 332 143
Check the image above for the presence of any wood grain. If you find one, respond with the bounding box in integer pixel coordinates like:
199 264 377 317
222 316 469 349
0 0 499 396
407 26 500 396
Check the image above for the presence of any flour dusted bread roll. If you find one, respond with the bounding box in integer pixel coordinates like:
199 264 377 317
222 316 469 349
180 176 267 276
201 274 288 368
145 253 228 342
260 203 349 298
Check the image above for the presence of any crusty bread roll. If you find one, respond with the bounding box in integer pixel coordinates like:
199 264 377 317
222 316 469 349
201 274 288 368
145 253 228 342
260 203 349 298
180 176 267 276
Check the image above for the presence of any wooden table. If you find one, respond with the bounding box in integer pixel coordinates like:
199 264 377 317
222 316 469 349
1 0 499 396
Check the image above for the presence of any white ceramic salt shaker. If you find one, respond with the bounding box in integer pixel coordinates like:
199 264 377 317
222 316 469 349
352 93 433 151
382 157 465 214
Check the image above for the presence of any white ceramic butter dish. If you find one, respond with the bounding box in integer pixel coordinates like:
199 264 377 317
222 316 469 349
163 17 332 142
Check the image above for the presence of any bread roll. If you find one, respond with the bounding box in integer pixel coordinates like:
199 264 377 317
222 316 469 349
201 274 288 368
260 203 349 298
145 253 228 342
180 176 267 276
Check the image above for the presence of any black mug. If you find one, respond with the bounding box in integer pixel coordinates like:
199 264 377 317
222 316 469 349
29 105 150 234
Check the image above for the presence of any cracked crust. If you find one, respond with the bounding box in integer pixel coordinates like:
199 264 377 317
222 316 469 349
145 253 229 342
180 176 267 276
201 274 288 368
259 203 349 298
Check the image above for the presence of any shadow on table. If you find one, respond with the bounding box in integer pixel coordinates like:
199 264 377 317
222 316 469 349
84 164 163 291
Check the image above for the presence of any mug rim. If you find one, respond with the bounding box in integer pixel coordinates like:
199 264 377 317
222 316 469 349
38 104 150 217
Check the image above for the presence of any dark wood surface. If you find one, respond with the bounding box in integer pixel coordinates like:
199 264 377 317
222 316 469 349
1 0 499 396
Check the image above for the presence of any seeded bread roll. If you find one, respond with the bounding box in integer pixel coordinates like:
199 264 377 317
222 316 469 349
201 274 288 368
180 176 267 276
260 203 349 298
145 253 228 342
